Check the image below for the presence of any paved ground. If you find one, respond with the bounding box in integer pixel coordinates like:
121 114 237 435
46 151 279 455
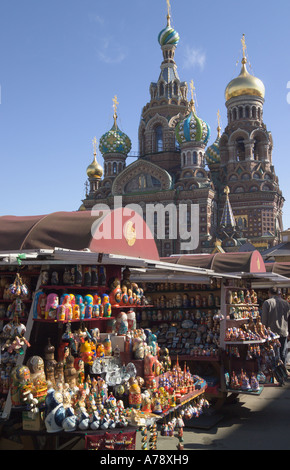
135 378 290 451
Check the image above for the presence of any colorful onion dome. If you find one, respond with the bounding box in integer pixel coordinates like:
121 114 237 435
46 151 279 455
206 114 221 166
175 105 211 146
158 7 179 47
158 24 180 47
99 123 132 156
225 35 265 101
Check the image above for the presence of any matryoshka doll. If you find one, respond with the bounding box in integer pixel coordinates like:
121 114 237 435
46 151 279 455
116 311 128 335
37 293 47 319
73 304 80 320
45 293 59 320
103 337 112 356
129 383 142 409
84 295 94 319
75 294 85 319
102 294 112 318
11 365 33 406
120 285 129 306
195 294 201 308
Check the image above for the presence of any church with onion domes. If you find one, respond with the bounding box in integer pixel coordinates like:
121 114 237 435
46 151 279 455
79 3 284 256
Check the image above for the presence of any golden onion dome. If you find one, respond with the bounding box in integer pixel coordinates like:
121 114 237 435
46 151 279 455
225 35 265 102
86 153 103 179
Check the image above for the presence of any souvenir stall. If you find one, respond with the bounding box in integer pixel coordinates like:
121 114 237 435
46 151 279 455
133 251 289 411
0 210 216 451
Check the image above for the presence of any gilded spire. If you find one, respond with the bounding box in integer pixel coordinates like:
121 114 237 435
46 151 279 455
190 80 196 113
86 137 103 179
166 0 171 26
217 109 221 138
241 33 247 65
112 95 119 128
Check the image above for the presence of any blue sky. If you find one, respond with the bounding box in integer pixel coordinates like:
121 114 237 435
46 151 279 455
1 0 290 228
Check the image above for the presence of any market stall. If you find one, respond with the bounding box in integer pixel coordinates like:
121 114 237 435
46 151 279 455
0 210 218 450
132 251 290 409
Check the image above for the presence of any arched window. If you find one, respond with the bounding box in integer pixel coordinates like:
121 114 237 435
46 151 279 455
193 151 197 165
155 126 163 152
236 138 245 161
113 162 117 174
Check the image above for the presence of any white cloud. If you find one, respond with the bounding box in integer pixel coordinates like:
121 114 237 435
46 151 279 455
183 45 206 71
97 37 126 65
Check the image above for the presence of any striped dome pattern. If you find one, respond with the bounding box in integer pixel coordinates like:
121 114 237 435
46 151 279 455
175 110 211 146
206 136 221 166
158 26 180 46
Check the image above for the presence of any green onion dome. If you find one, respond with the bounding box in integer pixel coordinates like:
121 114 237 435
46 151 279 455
99 123 132 156
206 133 221 166
158 24 180 47
175 104 211 146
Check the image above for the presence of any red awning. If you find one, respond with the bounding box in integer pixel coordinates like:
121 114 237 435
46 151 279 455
161 250 266 274
0 209 160 261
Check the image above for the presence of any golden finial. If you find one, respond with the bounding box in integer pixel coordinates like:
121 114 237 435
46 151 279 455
190 80 196 113
217 110 221 138
166 0 171 26
241 33 247 64
112 95 119 128
224 186 230 197
92 136 97 157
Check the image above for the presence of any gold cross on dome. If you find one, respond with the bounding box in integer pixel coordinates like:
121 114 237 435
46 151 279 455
224 186 230 197
92 136 97 156
190 80 196 112
166 0 171 25
217 109 221 137
241 34 247 62
112 95 119 126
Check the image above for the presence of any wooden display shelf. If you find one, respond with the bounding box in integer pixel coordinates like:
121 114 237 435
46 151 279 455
226 303 259 307
39 285 108 292
0 299 32 303
224 386 263 396
33 317 115 323
148 306 219 310
224 339 266 345
170 355 220 362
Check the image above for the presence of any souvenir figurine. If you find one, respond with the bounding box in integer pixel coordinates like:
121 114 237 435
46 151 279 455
120 285 129 306
37 293 47 319
103 337 112 356
73 304 80 320
83 266 92 286
116 311 128 335
102 294 112 318
129 383 142 409
45 293 59 320
11 365 33 406
91 266 98 286
51 271 59 285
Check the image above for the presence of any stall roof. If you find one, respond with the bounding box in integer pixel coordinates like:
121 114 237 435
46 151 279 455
161 251 266 274
265 262 290 278
0 209 160 261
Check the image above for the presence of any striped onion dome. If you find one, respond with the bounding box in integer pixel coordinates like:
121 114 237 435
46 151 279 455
175 106 211 146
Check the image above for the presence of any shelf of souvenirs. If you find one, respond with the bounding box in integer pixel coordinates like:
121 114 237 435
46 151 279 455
33 316 116 324
39 285 108 292
0 270 41 277
146 306 219 311
170 354 220 362
223 370 264 396
144 280 222 294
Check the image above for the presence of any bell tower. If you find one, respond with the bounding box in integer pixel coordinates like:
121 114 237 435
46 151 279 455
219 35 284 248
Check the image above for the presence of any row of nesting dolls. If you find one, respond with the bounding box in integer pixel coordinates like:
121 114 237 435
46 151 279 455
34 292 112 322
152 292 220 309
